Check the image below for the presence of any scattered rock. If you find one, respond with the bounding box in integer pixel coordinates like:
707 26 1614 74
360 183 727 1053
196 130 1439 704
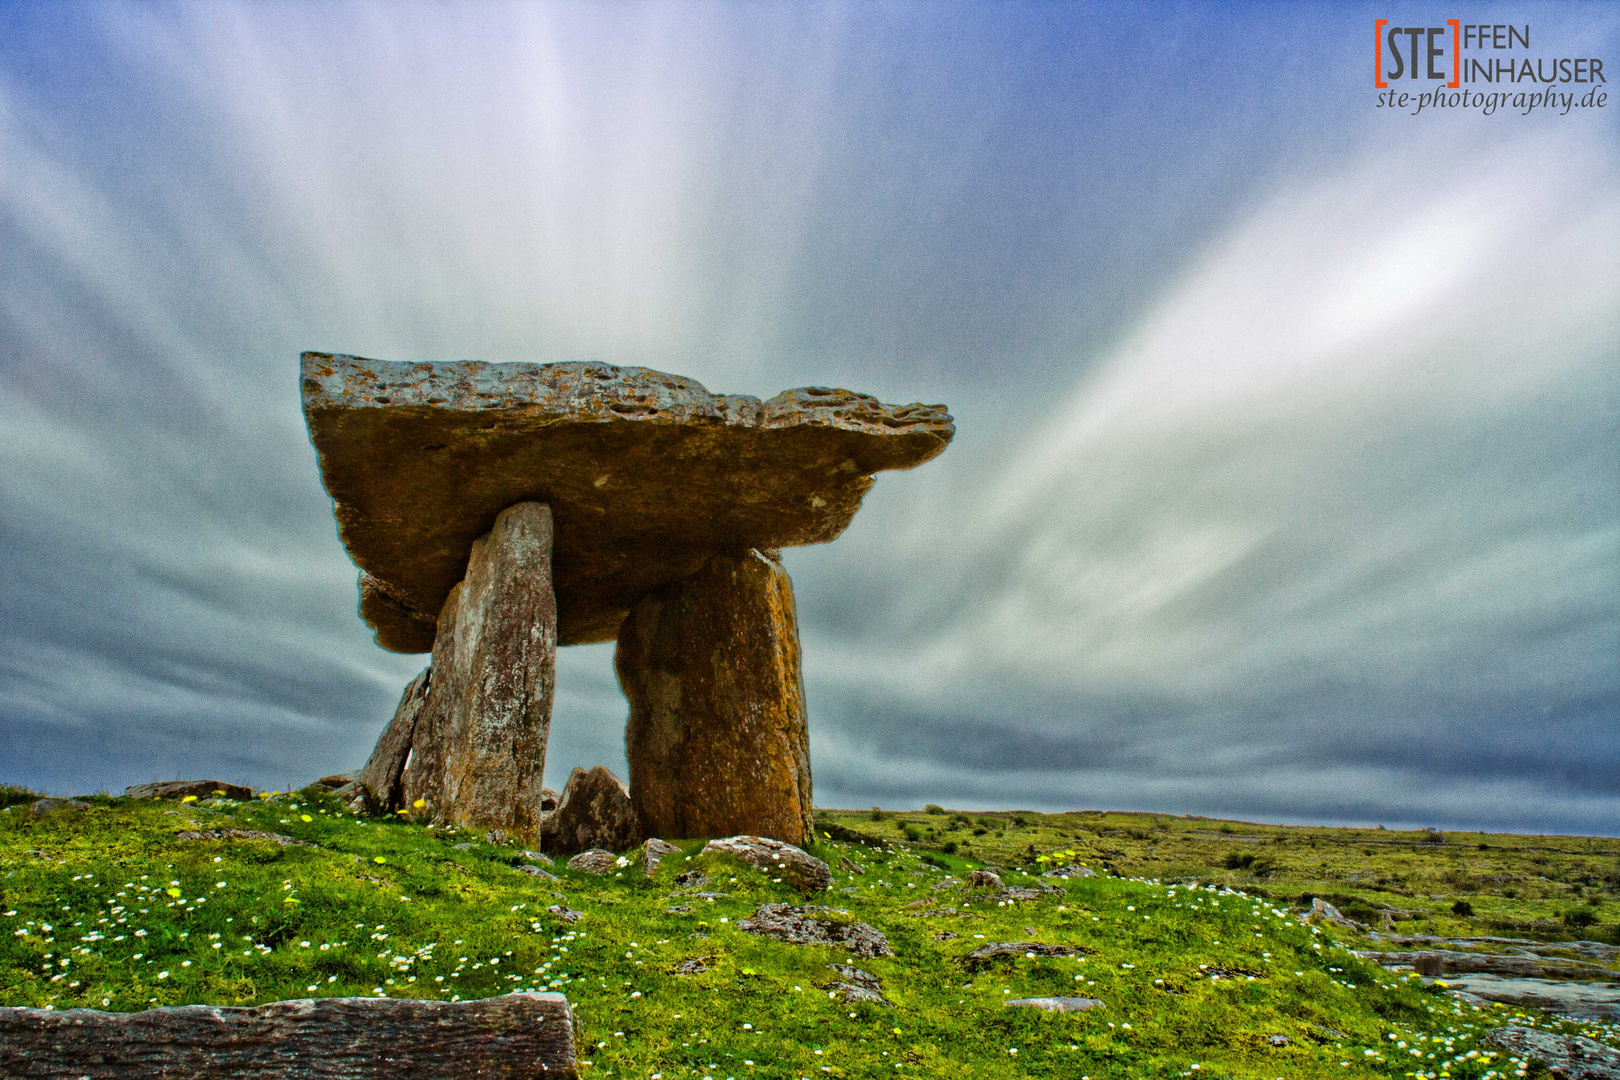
545 905 584 924
453 843 473 852
515 864 560 882
400 503 557 843
0 992 577 1078
993 886 1060 902
964 941 1087 970
838 857 863 874
1267 1035 1291 1047
29 798 91 818
126 780 253 801
621 551 814 846
933 931 958 941
1307 897 1359 929
565 849 617 876
1003 997 1104 1013
357 667 430 812
520 850 554 866
671 957 710 975
301 352 954 652
1484 1025 1620 1079
541 766 641 855
642 838 680 876
904 897 934 909
701 835 831 893
175 829 312 848
674 870 710 888
825 964 887 1004
738 903 892 958
665 905 693 915
966 870 1004 889
332 782 376 816
1042 865 1096 879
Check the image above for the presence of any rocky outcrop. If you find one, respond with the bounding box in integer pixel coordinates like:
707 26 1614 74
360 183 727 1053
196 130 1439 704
358 667 431 811
125 780 252 801
301 353 954 652
541 766 641 855
1484 1025 1620 1079
400 503 556 842
824 964 887 1004
0 993 577 1078
621 552 813 846
738 903 891 957
701 835 831 893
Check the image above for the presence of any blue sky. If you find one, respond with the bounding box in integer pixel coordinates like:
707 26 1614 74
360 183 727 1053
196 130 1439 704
1 2 1616 831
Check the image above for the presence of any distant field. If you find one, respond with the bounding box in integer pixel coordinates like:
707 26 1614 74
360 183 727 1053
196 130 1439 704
2 783 1615 1078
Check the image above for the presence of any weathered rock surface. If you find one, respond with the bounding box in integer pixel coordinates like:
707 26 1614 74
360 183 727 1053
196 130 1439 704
1004 997 1105 1013
1484 1025 1620 1079
964 941 1087 970
541 766 641 855
358 666 431 811
301 353 954 652
400 503 556 842
566 849 618 875
126 780 253 801
642 838 680 876
1380 935 1620 962
738 903 892 957
622 553 813 846
1364 949 1612 980
1443 973 1620 1021
0 992 577 1078
824 964 887 1004
965 870 1004 889
701 835 831 893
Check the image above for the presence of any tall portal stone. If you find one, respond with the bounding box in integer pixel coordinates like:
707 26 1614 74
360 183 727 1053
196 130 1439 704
401 502 556 840
618 550 812 846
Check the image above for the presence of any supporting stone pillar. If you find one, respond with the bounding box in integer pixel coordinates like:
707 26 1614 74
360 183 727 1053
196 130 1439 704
401 502 557 841
617 549 813 846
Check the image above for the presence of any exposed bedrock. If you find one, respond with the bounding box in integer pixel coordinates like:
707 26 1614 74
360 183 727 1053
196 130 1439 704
617 550 813 847
301 353 954 652
401 502 556 841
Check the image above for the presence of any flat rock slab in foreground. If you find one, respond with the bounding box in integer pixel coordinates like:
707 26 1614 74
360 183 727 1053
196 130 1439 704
1443 972 1620 1021
302 353 954 651
0 992 576 1078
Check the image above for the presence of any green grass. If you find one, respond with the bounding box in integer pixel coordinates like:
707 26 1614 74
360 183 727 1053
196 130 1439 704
2 791 1614 1078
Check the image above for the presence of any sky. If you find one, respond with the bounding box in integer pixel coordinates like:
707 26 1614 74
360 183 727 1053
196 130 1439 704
0 2 1615 833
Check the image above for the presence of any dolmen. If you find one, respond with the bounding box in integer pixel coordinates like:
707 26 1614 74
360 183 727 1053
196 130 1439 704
302 352 953 849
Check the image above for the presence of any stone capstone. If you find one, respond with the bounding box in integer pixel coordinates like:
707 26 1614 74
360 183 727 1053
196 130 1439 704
737 903 891 957
125 780 253 801
0 993 577 1079
702 835 830 893
358 666 430 812
541 766 642 855
621 552 813 846
400 503 556 842
301 353 954 652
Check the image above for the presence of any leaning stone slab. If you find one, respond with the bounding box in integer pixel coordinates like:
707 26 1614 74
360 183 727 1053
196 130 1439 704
622 552 813 846
0 992 577 1078
301 353 954 651
358 666 431 812
702 836 831 893
401 503 556 842
126 780 253 801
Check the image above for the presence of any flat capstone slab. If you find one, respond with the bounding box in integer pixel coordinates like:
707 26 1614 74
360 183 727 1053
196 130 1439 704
302 353 954 651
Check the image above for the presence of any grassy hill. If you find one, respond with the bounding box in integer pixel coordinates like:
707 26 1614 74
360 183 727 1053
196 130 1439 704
2 785 1615 1078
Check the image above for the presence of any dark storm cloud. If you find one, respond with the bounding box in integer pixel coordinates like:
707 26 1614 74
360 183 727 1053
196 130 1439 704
0 3 1615 831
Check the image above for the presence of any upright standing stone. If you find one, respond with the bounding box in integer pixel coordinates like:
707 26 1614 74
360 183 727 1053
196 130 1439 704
618 550 812 846
402 502 556 841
